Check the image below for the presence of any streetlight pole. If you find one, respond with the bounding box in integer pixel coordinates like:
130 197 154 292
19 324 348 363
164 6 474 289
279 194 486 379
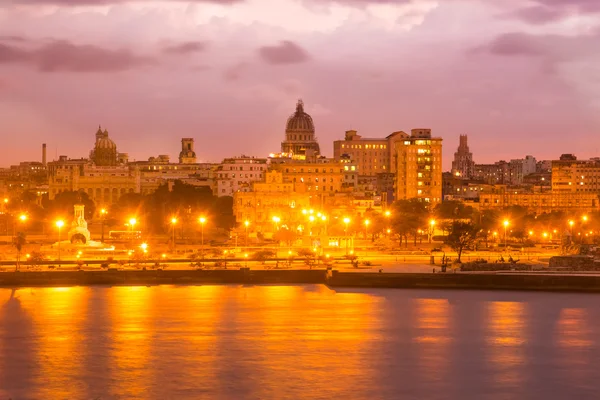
56 220 64 268
244 220 249 250
364 219 370 256
199 217 206 260
503 219 509 251
343 217 350 255
171 217 177 253
429 219 436 244
100 208 107 242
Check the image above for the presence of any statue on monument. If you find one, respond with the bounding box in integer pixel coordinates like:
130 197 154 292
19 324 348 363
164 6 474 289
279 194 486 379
69 202 91 244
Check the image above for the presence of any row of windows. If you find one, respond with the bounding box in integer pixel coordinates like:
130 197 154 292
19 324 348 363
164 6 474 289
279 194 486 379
341 144 387 150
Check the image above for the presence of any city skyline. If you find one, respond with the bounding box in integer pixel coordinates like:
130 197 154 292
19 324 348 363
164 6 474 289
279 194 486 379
1 0 599 167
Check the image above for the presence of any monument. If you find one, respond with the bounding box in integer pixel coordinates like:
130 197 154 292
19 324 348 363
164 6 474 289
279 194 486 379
46 203 115 253
69 204 91 244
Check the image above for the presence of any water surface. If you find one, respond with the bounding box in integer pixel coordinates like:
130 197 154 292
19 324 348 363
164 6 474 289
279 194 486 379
1 285 599 399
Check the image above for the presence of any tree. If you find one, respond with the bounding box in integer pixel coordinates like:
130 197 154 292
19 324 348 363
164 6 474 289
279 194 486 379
434 200 475 220
273 228 298 246
297 248 316 268
252 250 276 264
44 190 96 220
444 221 479 263
390 200 429 246
29 251 46 270
13 232 26 270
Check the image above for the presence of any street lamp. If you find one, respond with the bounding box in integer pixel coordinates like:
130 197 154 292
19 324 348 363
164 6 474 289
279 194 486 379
244 220 250 249
199 217 206 259
272 216 281 231
56 219 65 267
364 219 370 256
429 219 436 244
343 217 351 255
503 219 510 250
100 208 107 242
170 217 177 252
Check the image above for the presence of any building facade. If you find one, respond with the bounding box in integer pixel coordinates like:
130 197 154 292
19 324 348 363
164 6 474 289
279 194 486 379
552 154 600 193
333 130 408 176
395 129 443 204
215 156 268 197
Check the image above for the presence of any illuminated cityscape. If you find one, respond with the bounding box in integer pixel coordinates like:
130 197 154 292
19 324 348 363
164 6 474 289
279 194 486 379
2 1 600 398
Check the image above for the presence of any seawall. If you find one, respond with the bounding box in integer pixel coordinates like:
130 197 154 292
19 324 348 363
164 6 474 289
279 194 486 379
2 270 600 293
326 271 600 293
0 269 326 288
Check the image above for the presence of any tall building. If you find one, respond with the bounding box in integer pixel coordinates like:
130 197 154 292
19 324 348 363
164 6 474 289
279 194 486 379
395 129 443 204
333 130 408 176
179 138 197 164
552 154 600 193
451 135 474 178
473 161 509 184
280 100 320 161
90 126 121 166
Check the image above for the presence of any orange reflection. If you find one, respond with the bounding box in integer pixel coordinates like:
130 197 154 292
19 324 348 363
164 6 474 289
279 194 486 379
108 286 153 398
412 298 452 390
486 302 526 387
250 285 383 399
30 287 90 398
556 308 592 385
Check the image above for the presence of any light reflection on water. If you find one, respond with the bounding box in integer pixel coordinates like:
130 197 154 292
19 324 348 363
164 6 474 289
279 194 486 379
0 286 600 399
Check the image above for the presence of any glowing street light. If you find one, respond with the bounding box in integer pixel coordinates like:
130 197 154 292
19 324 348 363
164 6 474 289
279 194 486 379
56 219 65 266
429 219 436 243
199 217 207 259
129 217 137 231
170 217 177 252
100 208 108 242
244 220 250 249
503 219 510 250
384 210 391 218
272 216 281 231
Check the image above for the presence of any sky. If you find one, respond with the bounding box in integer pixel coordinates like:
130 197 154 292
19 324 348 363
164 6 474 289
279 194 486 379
0 0 599 169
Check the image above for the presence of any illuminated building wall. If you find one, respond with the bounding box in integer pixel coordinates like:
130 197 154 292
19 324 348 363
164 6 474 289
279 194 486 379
395 129 443 204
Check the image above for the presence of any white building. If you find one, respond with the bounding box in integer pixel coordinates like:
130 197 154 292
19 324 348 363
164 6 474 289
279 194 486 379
215 156 268 197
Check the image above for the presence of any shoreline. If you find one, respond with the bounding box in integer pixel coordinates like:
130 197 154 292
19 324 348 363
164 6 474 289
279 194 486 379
1 269 600 293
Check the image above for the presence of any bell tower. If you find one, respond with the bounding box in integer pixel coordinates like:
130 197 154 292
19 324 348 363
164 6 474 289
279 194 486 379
179 138 197 164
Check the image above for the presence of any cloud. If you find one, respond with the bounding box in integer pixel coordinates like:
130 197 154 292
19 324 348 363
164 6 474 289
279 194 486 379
258 41 310 65
162 41 207 55
508 0 600 24
11 0 244 5
484 33 545 57
0 40 153 72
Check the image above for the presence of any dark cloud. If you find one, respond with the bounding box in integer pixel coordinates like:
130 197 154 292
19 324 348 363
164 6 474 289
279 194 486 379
162 41 207 55
0 40 153 72
258 41 310 65
484 33 545 57
510 0 600 24
0 42 29 62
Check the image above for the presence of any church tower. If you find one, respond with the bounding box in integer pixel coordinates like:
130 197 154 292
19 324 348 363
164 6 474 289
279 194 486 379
179 138 197 164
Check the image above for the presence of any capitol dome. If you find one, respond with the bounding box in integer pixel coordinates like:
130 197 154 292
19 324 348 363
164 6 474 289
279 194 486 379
286 100 315 133
96 136 117 150
91 126 118 166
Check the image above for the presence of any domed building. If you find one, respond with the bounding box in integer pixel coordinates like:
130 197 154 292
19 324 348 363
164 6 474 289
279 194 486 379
90 126 118 166
281 100 321 160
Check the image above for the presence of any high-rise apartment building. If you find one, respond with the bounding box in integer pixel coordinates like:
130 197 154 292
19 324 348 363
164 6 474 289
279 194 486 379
333 130 408 176
395 129 443 204
451 135 474 178
552 154 600 193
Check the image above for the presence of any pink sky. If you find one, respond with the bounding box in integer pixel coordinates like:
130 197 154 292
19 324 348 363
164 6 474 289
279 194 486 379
1 0 599 169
